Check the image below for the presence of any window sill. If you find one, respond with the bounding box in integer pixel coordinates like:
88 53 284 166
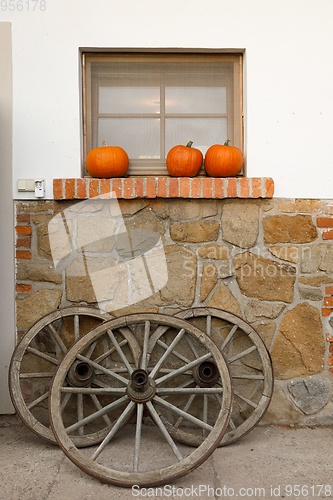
53 177 274 200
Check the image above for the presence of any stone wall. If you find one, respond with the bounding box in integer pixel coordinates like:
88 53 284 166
15 197 333 426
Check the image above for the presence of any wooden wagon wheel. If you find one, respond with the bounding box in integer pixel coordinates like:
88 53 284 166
159 307 272 446
49 313 233 487
9 306 141 447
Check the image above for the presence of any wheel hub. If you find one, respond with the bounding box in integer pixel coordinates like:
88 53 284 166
193 360 219 387
127 369 156 403
67 360 95 387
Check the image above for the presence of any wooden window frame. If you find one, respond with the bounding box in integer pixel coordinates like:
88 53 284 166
82 51 243 177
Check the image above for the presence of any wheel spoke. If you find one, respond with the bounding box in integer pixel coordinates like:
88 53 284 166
156 338 190 364
175 393 196 429
60 392 72 413
20 372 53 379
76 354 129 385
155 352 212 386
94 338 128 364
153 395 213 432
220 324 238 351
228 417 236 430
150 328 185 379
184 335 200 359
206 315 212 336
26 347 59 366
90 394 112 427
133 403 144 473
47 323 67 355
86 340 98 360
27 390 49 410
91 401 135 461
234 391 258 409
228 345 257 364
202 394 208 438
77 393 84 436
156 387 223 395
146 401 183 461
232 374 264 380
107 329 133 374
140 321 150 370
65 395 129 434
61 387 126 395
74 314 80 341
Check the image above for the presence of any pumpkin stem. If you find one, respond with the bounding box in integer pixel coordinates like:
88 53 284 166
224 140 231 146
102 140 108 147
186 141 194 148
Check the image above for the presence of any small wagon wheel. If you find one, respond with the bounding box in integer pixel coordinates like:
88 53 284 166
49 313 233 487
9 306 141 446
162 307 272 446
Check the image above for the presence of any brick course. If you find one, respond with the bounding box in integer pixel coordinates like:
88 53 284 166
53 177 274 200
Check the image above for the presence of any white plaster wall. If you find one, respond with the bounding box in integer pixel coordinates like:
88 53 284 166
2 0 333 199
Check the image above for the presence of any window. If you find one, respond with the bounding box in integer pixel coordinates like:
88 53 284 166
83 52 243 176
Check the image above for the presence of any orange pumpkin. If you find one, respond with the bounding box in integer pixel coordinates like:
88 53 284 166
86 141 129 178
204 141 243 177
166 141 203 177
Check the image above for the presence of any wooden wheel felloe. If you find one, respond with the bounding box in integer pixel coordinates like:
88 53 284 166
9 306 141 446
49 313 233 487
169 307 273 446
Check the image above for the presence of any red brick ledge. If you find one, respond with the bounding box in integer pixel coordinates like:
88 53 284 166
53 177 274 200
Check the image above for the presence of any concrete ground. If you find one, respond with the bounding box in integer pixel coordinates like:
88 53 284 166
0 414 332 500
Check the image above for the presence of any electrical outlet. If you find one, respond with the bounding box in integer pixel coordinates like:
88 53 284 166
35 180 45 198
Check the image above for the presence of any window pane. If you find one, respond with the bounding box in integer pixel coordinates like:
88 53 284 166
165 87 227 114
98 118 160 159
99 85 160 114
165 118 228 157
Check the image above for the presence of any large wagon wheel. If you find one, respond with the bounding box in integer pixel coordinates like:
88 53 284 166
9 306 141 446
160 307 272 446
49 313 233 487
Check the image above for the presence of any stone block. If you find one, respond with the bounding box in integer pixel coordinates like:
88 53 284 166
298 286 323 301
255 322 276 352
299 275 333 287
278 199 322 214
124 209 166 241
260 384 303 425
200 263 218 301
234 252 296 303
66 255 116 304
198 244 230 260
221 202 259 248
16 262 62 284
268 245 299 263
287 378 332 415
270 303 324 379
206 282 241 316
300 243 333 274
263 215 317 244
143 245 197 307
170 220 219 243
244 301 285 323
118 199 150 217
16 289 62 330
168 199 201 220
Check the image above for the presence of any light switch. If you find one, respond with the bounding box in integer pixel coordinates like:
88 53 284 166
17 179 45 194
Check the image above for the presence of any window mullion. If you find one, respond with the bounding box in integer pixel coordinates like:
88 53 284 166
160 71 165 160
